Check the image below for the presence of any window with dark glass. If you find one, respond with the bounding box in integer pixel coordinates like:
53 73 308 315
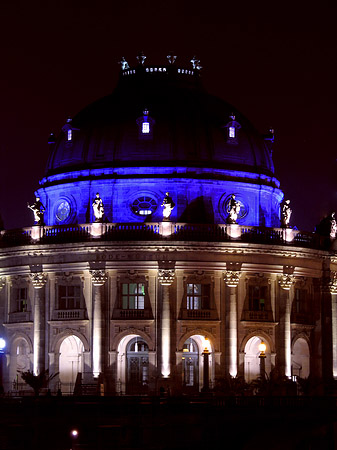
293 288 307 314
58 285 81 309
122 283 145 310
186 284 210 310
248 285 267 311
15 288 28 312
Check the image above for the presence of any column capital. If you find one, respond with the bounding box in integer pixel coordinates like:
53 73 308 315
30 272 47 289
224 270 241 287
278 274 294 291
328 271 337 294
158 268 175 286
90 270 108 286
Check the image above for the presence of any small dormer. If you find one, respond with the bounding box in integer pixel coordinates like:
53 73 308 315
136 109 155 140
62 118 79 146
224 114 241 145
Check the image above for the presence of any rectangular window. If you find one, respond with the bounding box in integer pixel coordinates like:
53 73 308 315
67 129 72 141
142 122 150 134
15 288 28 312
186 284 210 310
249 285 267 311
122 283 145 310
58 285 81 309
293 288 307 314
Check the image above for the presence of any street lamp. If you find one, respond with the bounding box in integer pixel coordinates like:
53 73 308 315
202 338 210 392
0 338 6 395
258 340 266 379
70 429 79 450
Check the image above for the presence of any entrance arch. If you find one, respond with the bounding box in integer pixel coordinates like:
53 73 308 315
181 334 213 392
9 337 31 391
244 336 271 382
59 335 84 394
116 334 150 395
292 337 310 379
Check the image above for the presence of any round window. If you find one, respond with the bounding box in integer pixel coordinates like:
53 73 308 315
56 200 71 222
219 193 248 222
131 196 158 216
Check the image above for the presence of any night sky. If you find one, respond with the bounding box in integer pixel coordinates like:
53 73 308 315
1 1 336 232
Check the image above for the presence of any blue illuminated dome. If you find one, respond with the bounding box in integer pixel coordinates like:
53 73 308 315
38 61 283 226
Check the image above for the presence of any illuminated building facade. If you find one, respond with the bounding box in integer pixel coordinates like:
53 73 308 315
0 55 336 395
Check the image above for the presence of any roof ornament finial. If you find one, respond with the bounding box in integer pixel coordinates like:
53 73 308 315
136 51 146 66
190 56 202 70
167 52 177 65
118 57 129 70
229 113 236 121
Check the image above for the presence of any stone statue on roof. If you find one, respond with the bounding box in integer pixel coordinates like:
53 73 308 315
281 199 292 228
161 192 175 220
92 193 104 222
27 197 45 226
227 194 241 224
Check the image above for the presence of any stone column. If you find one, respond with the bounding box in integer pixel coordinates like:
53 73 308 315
90 269 107 378
278 269 294 378
224 265 241 377
329 272 337 378
158 266 175 379
30 272 48 375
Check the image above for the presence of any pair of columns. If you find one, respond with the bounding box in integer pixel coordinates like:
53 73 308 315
224 265 295 379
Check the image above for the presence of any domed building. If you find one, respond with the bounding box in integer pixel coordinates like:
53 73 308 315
0 55 336 396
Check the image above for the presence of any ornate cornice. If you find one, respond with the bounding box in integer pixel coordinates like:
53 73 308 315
30 272 48 289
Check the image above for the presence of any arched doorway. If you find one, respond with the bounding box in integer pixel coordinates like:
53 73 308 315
182 338 199 392
292 338 310 379
244 336 271 382
181 335 212 393
59 335 84 394
126 337 149 394
10 338 31 392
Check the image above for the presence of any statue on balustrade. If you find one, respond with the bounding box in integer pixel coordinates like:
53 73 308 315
330 212 337 239
27 197 45 225
92 193 104 222
227 194 240 224
281 199 292 228
161 192 175 220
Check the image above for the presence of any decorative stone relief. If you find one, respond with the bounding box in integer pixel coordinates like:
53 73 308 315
0 277 5 290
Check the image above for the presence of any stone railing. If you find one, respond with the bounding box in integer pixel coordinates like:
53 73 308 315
52 309 87 321
0 222 330 250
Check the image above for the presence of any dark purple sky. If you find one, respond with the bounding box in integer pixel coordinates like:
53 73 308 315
1 1 336 232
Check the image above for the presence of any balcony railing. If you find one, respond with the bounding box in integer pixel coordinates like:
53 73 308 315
241 310 274 322
180 309 218 320
0 222 330 250
112 309 153 320
8 311 31 323
52 309 87 320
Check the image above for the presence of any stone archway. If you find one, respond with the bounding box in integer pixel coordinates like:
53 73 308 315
292 337 310 379
9 337 32 391
59 335 84 394
244 336 271 383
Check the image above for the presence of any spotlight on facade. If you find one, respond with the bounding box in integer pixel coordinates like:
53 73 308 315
0 338 6 352
70 429 79 438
